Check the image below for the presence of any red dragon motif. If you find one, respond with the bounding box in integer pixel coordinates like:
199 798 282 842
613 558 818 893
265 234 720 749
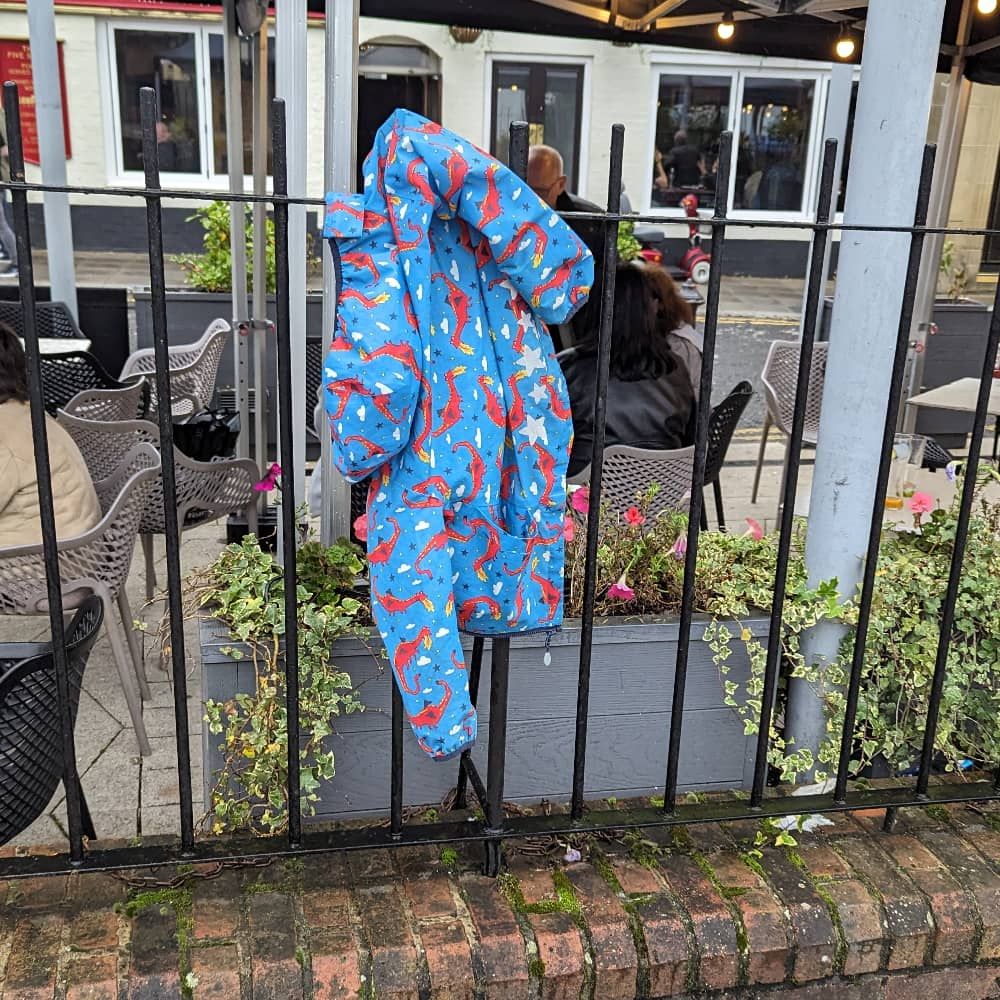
408 680 453 729
435 366 468 438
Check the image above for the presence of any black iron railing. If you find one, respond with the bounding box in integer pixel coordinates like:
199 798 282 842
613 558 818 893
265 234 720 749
2 76 1000 880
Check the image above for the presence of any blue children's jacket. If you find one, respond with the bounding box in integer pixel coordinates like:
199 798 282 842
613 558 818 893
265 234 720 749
322 109 594 760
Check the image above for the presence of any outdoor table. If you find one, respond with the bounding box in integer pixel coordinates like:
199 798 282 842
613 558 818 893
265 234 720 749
18 337 93 355
906 377 1000 459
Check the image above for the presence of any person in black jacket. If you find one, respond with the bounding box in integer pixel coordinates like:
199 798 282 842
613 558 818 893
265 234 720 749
558 261 696 477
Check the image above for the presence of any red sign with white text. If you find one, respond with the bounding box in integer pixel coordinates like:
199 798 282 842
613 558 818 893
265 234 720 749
0 39 72 165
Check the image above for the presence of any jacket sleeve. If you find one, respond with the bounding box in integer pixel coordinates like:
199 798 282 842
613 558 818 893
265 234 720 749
394 117 595 327
322 192 422 482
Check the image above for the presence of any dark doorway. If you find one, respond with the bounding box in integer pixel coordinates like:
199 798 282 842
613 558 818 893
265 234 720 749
356 41 442 192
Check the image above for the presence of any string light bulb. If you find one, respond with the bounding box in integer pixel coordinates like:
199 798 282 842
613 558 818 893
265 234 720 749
835 24 856 59
717 11 735 40
978 0 998 14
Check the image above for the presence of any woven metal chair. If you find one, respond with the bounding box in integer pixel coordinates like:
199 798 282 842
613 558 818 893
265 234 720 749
38 351 134 416
57 412 260 599
0 595 103 845
0 443 161 755
119 318 230 419
570 444 695 519
0 300 86 340
60 379 150 422
703 381 754 532
751 340 829 516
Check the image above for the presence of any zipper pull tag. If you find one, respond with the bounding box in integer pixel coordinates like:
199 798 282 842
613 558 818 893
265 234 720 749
543 630 553 666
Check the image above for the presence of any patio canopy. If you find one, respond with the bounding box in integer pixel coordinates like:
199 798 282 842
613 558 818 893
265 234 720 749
357 0 1000 81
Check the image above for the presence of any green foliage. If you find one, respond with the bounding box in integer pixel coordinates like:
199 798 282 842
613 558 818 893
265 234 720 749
566 467 1000 787
200 534 368 836
616 219 643 263
939 239 970 301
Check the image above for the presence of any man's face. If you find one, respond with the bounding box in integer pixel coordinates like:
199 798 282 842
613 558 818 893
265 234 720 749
527 158 566 207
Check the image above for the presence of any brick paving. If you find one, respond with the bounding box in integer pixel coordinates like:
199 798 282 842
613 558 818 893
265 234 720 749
2 801 1000 998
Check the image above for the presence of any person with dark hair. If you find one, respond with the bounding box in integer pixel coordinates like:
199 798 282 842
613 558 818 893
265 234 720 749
0 323 100 547
558 262 696 477
643 264 704 399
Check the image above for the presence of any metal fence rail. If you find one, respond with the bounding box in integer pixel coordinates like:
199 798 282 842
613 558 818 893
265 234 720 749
3 77 1000 879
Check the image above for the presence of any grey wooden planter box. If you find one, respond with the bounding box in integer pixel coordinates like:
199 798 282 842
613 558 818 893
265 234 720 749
199 615 769 823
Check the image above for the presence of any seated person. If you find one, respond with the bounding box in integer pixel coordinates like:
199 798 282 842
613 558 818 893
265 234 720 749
0 323 101 547
644 264 703 399
558 262 696 478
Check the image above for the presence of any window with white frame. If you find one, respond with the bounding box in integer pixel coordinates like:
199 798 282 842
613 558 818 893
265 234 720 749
651 66 826 218
106 21 275 183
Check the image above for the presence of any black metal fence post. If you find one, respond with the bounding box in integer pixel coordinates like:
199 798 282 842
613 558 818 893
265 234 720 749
138 87 195 852
270 98 303 849
663 131 733 814
3 82 85 864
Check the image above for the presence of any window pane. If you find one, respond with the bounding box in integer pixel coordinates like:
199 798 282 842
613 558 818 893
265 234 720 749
837 81 859 214
115 29 200 173
208 34 276 176
542 68 582 190
735 77 815 212
653 74 730 210
493 64 530 167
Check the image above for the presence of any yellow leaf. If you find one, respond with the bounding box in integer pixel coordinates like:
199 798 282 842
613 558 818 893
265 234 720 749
242 747 255 759
740 627 752 641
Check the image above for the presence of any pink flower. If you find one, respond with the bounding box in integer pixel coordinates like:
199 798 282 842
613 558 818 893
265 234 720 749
252 462 283 493
908 492 935 517
569 487 590 515
670 534 687 561
624 506 646 527
353 513 369 542
563 515 575 542
744 517 764 541
607 576 635 601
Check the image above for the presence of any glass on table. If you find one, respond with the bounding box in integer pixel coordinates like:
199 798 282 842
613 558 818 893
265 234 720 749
886 434 927 509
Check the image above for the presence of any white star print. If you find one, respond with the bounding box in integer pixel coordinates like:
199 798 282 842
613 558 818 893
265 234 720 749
519 413 548 447
517 312 534 335
528 383 547 403
517 345 545 376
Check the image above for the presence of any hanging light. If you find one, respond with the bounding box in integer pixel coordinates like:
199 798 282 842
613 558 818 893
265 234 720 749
717 10 735 40
835 23 857 59
977 0 998 14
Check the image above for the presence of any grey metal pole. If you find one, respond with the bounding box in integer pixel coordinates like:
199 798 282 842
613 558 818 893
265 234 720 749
251 24 268 479
223 0 251 462
903 0 974 431
320 0 359 545
25 0 77 318
804 60 853 341
276 0 308 517
790 0 948 762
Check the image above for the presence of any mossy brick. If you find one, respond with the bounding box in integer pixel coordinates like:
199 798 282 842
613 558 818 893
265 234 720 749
355 884 420 1000
348 848 397 882
658 853 739 991
459 874 531 1000
190 943 242 997
69 874 128 910
393 845 441 877
303 886 361 999
564 864 637 1000
918 830 1000 960
418 918 475 1000
403 871 458 921
64 952 119 1000
67 907 120 951
4 911 63 999
191 870 243 941
631 891 691 997
711 853 791 985
524 909 585 1000
686 822 736 854
822 878 884 976
248 892 303 1000
834 835 932 970
884 966 1000 1000
758 848 837 982
7 874 68 909
878 837 976 966
604 852 665 897
129 902 179 977
797 844 852 880
508 860 560 907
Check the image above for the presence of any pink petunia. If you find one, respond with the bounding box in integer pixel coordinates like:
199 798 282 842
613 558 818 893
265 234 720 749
252 462 283 493
670 534 687 561
624 506 646 527
908 492 935 516
353 513 369 542
744 517 764 541
607 577 635 601
569 487 590 515
563 515 575 542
